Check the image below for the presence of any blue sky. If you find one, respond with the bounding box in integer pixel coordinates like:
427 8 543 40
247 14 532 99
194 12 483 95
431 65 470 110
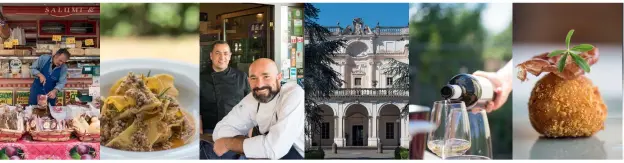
310 3 409 27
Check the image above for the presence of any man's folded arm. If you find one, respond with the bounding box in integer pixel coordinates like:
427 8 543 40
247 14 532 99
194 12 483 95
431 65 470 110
213 101 255 140
241 87 304 159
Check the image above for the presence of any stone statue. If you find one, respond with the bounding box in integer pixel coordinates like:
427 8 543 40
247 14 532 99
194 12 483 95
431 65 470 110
343 25 352 35
352 18 367 35
365 26 373 35
352 18 360 35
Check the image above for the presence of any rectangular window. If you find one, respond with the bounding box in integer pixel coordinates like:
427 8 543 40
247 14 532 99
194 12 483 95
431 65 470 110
354 78 362 86
385 41 396 52
321 122 330 139
387 77 393 86
386 122 394 139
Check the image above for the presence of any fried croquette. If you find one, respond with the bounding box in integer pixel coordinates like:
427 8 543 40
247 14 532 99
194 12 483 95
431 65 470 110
528 73 607 137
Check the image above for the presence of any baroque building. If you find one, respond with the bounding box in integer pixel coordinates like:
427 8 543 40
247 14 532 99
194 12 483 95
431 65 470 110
308 18 410 148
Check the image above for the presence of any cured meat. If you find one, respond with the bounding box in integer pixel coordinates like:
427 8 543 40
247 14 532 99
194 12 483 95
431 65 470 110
516 48 599 81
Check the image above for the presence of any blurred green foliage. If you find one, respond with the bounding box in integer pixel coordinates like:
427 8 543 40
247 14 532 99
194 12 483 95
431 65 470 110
100 3 199 37
484 22 512 61
409 3 512 159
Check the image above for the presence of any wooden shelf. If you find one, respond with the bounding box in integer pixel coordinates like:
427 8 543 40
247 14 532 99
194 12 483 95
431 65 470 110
7 19 100 48
0 78 92 88
38 35 98 38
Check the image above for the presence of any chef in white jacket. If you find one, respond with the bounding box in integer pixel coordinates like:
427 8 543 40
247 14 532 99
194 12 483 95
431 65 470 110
212 58 304 159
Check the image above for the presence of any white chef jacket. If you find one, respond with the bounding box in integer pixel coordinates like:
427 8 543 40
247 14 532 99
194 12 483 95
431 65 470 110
212 82 305 159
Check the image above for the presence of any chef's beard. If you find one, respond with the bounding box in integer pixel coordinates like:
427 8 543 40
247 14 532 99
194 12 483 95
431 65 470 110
252 83 280 103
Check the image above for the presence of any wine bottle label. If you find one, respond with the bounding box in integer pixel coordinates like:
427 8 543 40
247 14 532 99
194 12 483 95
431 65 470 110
474 76 494 101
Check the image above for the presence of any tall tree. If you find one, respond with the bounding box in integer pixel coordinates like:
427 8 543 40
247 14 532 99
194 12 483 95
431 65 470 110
383 57 410 117
303 3 346 147
383 58 409 90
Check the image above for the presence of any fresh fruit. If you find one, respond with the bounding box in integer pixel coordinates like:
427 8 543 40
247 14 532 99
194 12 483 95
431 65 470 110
70 151 81 160
0 153 9 160
10 156 20 160
76 145 89 155
4 147 16 157
81 154 93 160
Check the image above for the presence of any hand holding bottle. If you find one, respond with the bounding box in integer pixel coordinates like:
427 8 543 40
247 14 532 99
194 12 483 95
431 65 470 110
472 61 512 112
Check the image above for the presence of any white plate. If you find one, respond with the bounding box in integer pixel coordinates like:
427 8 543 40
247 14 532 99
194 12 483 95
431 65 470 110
100 58 199 160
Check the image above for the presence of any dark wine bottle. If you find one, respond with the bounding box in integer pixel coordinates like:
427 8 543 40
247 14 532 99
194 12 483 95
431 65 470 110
440 74 495 108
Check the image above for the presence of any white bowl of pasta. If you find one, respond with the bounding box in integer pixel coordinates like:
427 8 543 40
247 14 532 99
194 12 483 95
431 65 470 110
100 58 199 160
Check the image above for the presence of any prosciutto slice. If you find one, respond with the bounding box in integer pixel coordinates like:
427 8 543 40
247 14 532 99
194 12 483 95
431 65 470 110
516 47 599 81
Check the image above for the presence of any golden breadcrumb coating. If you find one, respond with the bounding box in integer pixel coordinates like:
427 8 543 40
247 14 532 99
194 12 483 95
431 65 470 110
528 73 607 137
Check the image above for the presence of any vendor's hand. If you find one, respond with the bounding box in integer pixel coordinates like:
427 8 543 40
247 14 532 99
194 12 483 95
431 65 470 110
38 74 46 85
473 71 511 112
213 138 230 157
47 89 58 99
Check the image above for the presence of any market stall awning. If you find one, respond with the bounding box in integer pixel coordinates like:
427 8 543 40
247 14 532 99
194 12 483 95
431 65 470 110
2 6 99 18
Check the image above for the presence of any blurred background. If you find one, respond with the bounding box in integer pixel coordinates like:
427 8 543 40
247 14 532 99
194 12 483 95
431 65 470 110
99 3 199 64
513 3 622 44
409 3 512 159
512 3 622 160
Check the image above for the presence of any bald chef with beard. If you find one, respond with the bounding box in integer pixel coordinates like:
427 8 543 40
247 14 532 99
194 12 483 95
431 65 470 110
211 58 304 159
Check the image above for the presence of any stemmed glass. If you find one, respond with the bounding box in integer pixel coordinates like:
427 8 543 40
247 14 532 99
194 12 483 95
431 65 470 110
427 100 471 159
445 108 493 160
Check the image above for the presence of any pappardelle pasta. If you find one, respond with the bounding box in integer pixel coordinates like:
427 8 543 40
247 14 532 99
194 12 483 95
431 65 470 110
101 72 195 152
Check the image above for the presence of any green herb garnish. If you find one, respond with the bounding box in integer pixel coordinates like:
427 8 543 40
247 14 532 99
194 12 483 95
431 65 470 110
158 87 171 98
548 29 593 73
147 70 151 77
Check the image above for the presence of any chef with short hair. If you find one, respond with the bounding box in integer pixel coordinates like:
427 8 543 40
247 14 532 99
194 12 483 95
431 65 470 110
210 58 304 159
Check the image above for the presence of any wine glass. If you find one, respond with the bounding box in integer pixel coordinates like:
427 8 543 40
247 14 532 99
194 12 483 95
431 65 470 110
408 105 435 159
427 100 471 159
444 108 493 160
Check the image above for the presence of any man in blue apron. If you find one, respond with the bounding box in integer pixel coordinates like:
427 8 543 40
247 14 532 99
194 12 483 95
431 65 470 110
28 49 70 106
203 58 304 160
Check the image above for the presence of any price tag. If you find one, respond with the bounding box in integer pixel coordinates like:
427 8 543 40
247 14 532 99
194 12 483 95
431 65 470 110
0 90 14 105
3 41 13 48
52 35 62 41
85 39 94 46
15 91 29 105
11 39 19 46
66 37 76 44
